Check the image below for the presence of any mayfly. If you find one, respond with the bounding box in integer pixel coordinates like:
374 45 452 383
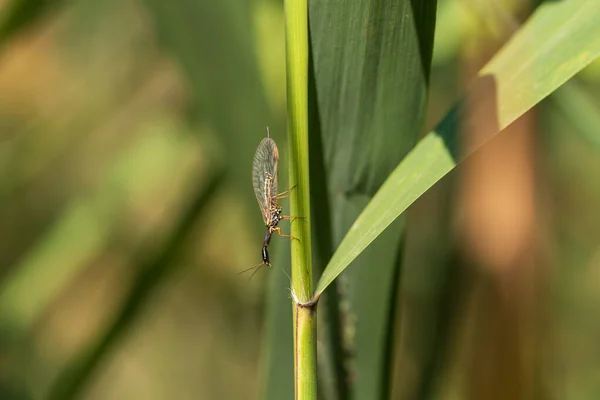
243 127 298 276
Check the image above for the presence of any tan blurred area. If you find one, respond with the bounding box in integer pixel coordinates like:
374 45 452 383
394 1 600 400
456 2 539 400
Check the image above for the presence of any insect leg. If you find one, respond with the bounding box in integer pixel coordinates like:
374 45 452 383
274 185 297 199
273 227 299 241
280 215 306 224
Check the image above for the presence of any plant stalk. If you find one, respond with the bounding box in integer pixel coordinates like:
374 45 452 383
294 302 318 400
284 0 317 399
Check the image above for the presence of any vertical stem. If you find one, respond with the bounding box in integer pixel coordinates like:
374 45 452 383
284 0 317 399
294 303 318 400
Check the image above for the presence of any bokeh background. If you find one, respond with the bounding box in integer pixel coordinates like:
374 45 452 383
1 0 600 399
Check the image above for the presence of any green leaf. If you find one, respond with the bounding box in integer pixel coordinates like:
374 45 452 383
307 52 346 399
309 0 437 398
310 1 436 195
314 0 600 298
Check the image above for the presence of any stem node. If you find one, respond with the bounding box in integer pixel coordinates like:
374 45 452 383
290 288 319 309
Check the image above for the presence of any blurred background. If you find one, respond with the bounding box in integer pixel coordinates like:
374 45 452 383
0 0 599 399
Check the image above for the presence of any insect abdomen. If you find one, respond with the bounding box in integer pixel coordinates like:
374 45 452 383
262 245 270 265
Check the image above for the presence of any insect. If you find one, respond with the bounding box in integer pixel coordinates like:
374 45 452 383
243 127 298 276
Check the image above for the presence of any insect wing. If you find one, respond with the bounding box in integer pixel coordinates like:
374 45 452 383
252 137 279 223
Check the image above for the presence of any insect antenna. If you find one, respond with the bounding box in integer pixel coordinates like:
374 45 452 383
266 126 270 138
237 261 292 282
237 263 267 279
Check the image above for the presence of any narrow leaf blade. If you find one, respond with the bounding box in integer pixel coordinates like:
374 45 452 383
315 0 600 297
309 1 437 398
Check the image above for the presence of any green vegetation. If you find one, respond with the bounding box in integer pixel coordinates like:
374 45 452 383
1 0 600 399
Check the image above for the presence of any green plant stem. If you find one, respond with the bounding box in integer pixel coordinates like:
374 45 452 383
294 303 318 400
284 0 317 398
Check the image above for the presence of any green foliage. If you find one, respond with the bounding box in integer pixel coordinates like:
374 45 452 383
2 0 600 399
308 1 437 398
315 0 600 297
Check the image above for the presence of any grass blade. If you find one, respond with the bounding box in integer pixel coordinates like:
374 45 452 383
314 0 600 298
307 52 350 399
309 1 437 397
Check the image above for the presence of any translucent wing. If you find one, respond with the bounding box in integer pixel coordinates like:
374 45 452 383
252 137 279 224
